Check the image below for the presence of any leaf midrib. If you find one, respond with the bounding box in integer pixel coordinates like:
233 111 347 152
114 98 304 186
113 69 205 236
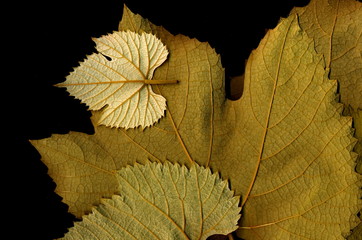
241 19 292 207
117 169 191 240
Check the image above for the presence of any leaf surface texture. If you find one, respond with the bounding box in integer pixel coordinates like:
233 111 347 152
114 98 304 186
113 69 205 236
235 14 360 240
291 0 362 110
58 31 169 129
30 4 362 239
292 2 362 236
60 161 240 240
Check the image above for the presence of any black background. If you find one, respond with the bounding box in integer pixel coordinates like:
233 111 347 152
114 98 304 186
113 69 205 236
6 0 309 239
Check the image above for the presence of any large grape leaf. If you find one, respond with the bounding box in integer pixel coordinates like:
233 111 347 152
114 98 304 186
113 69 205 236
292 2 362 237
347 219 362 240
31 5 227 216
291 0 362 171
235 13 360 239
60 161 240 240
291 0 362 110
31 5 361 239
354 109 362 174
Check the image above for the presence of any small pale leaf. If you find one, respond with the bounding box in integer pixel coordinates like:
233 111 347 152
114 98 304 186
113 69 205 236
58 31 169 129
60 161 241 240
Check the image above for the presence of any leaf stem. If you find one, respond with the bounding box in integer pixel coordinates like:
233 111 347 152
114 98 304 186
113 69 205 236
55 80 178 87
228 233 235 240
144 80 179 84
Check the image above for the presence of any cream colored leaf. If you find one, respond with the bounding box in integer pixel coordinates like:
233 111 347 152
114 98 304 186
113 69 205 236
58 31 169 129
60 161 241 240
31 5 361 239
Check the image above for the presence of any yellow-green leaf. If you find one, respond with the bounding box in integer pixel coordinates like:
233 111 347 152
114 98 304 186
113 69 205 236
57 31 169 129
291 0 362 110
60 161 240 240
234 14 361 239
353 109 362 174
347 221 362 240
292 2 362 237
31 5 361 239
31 5 226 216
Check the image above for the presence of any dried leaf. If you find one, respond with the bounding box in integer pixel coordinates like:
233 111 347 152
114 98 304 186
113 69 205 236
31 5 361 239
57 31 170 129
229 75 244 100
60 161 240 240
31 5 226 216
347 222 362 240
234 14 360 239
292 2 362 237
353 109 362 174
291 0 362 110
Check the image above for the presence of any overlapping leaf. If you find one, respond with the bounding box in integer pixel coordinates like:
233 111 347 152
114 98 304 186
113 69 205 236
235 15 360 239
347 221 362 240
31 6 226 216
31 4 361 239
292 1 362 236
291 0 362 110
57 31 169 129
354 109 362 174
60 161 240 240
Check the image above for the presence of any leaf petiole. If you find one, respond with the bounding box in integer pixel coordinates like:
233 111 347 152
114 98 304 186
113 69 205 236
55 79 178 87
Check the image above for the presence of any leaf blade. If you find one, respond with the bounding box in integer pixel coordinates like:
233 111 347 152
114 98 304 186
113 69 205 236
291 0 362 109
236 15 361 239
30 5 361 239
59 31 169 129
60 161 241 240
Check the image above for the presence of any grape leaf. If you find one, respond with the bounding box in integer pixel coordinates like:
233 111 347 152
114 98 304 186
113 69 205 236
31 6 226 216
291 0 362 110
60 161 240 240
57 31 170 129
347 221 362 240
30 4 361 239
291 0 362 166
354 109 362 174
234 14 360 239
292 2 362 237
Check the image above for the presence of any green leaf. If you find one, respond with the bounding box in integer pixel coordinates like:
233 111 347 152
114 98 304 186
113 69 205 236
60 161 240 240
